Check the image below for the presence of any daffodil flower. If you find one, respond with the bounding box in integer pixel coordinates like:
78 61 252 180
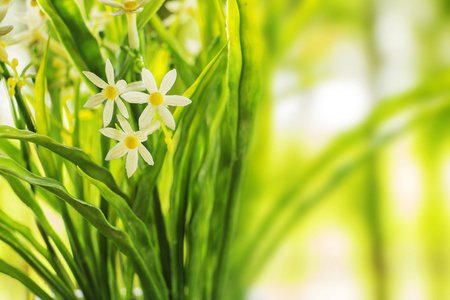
98 0 150 49
100 115 160 177
0 5 13 37
122 68 192 130
83 59 144 126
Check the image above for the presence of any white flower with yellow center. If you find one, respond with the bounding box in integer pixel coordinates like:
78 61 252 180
0 5 13 37
98 0 150 49
83 59 144 127
98 0 150 15
100 115 160 177
122 68 192 130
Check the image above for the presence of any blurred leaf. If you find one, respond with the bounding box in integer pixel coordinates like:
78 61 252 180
149 16 195 85
136 0 165 30
35 38 50 135
0 225 74 299
1 174 87 292
37 0 104 77
0 258 54 300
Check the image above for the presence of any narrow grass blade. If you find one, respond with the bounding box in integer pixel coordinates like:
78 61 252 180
0 126 129 203
0 258 54 300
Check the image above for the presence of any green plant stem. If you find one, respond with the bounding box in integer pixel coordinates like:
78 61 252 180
0 62 36 133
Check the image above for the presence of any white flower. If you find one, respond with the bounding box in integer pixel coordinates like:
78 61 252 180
98 0 149 49
83 59 145 126
100 115 160 177
98 0 150 16
122 68 192 130
0 5 13 37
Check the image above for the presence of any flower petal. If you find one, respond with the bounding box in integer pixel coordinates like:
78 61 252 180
0 25 13 37
164 95 192 107
105 142 128 160
100 128 127 141
135 131 147 142
103 100 114 127
129 8 144 13
138 143 154 165
117 114 134 134
98 0 124 8
105 59 115 86
124 81 146 92
138 105 156 130
116 80 127 94
84 93 106 108
141 120 161 135
158 106 176 130
0 6 8 24
142 68 158 93
159 69 177 95
121 92 149 104
126 149 139 177
83 71 108 89
115 98 129 118
109 9 126 16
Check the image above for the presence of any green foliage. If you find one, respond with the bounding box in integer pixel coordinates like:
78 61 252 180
1 0 449 299
37 0 104 76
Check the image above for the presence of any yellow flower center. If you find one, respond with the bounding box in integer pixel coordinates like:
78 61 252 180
104 86 118 100
124 136 139 149
31 0 38 7
149 92 164 106
124 0 139 10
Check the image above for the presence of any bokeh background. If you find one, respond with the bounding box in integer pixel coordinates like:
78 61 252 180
2 0 450 299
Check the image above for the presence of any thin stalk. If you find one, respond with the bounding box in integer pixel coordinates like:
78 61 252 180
153 188 172 293
126 13 139 50
0 62 36 132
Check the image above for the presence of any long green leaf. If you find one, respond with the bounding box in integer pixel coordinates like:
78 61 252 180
213 0 264 298
0 258 54 300
37 0 104 76
0 226 74 299
0 126 129 203
0 155 164 300
79 169 169 300
136 0 165 30
35 38 50 135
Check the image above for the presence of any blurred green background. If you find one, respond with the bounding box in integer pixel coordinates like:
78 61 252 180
2 0 450 299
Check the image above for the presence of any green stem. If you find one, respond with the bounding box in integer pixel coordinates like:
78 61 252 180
126 13 139 50
0 62 36 133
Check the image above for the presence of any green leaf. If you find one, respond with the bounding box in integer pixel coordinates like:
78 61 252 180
35 38 50 135
79 169 169 300
0 154 164 299
0 258 54 300
0 212 50 263
37 0 104 76
0 126 129 203
0 225 74 299
212 0 264 298
1 175 94 297
136 0 165 30
149 16 195 86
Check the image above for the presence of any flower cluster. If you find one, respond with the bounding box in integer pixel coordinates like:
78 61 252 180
0 3 31 97
83 60 191 177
